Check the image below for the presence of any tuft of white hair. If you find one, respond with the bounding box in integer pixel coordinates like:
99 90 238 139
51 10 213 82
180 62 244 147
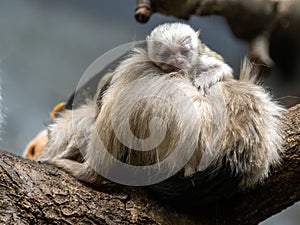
146 22 199 49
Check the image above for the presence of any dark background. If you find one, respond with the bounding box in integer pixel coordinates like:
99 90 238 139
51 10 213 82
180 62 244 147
0 1 298 224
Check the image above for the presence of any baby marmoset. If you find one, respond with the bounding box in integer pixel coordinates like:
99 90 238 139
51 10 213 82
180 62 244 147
37 23 284 192
146 22 233 95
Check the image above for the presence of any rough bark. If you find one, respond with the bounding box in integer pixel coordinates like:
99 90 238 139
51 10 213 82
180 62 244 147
135 0 300 75
0 150 199 225
0 104 299 224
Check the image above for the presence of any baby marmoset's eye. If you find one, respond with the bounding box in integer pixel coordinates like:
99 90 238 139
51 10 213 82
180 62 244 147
180 49 190 57
158 50 171 59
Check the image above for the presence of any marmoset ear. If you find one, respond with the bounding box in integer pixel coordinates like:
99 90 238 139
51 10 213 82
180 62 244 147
196 30 201 37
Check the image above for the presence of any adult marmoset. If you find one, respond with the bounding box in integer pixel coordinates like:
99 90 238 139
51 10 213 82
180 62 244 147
37 23 284 196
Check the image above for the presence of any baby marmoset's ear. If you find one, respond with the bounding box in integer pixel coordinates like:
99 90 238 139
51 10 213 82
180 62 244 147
195 30 201 37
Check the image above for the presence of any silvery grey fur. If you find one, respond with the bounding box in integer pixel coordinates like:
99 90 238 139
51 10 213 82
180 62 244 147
37 46 284 188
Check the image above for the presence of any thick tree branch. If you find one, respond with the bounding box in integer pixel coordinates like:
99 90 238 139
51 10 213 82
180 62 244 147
0 150 199 224
0 104 300 224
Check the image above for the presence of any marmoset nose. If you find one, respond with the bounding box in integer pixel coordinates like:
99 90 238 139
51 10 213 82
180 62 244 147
175 58 185 66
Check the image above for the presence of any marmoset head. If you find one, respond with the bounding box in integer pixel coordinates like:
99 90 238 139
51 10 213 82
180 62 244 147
146 23 200 73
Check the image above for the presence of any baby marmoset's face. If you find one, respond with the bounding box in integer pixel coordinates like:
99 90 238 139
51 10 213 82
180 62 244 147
146 23 200 73
148 41 198 73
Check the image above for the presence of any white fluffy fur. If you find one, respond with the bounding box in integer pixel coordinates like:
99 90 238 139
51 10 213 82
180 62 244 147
37 47 284 188
37 23 284 188
147 23 199 51
146 22 233 96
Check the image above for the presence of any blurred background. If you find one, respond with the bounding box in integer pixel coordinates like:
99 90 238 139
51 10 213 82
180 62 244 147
0 1 299 224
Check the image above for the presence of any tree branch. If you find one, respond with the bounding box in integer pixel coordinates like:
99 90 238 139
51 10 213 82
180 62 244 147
0 104 299 224
0 150 199 224
135 0 300 74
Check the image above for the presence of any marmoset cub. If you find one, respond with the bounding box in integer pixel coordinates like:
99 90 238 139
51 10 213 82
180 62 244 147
146 22 233 96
